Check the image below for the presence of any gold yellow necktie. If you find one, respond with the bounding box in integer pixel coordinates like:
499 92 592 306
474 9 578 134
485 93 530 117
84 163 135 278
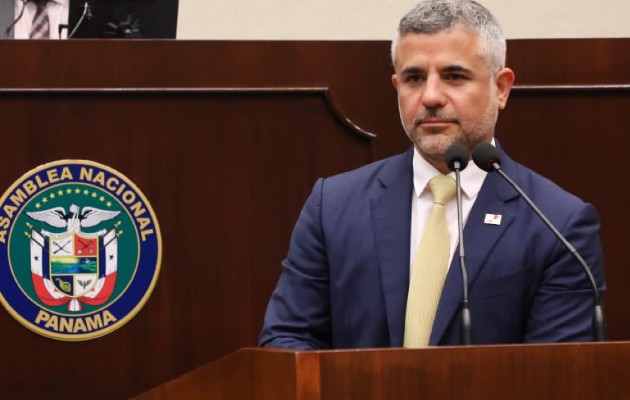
404 174 456 347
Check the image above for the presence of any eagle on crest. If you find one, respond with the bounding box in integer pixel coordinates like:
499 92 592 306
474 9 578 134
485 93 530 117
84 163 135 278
26 204 120 238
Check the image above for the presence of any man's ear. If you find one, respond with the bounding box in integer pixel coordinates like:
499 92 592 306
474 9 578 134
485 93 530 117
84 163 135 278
495 68 515 109
392 73 399 89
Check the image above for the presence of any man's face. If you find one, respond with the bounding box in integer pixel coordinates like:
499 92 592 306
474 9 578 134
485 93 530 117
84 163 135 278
392 29 513 169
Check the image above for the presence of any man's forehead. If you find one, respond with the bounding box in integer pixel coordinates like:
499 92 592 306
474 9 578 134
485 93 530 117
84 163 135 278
394 31 483 69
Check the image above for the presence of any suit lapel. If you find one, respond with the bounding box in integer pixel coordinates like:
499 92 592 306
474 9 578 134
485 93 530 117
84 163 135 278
370 149 414 347
430 167 518 345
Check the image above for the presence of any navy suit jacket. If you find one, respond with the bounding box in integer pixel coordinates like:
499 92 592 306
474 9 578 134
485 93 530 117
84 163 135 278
259 144 606 349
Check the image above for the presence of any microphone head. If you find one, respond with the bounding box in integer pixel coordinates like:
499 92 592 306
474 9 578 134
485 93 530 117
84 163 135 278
472 142 501 172
445 144 469 171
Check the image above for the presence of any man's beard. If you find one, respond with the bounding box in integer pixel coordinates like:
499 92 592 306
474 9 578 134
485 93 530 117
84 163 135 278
401 99 499 159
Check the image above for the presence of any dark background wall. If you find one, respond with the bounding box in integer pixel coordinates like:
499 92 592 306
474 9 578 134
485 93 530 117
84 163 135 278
0 39 628 399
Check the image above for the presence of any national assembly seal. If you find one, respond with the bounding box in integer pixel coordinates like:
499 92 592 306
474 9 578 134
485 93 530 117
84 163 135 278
0 160 161 341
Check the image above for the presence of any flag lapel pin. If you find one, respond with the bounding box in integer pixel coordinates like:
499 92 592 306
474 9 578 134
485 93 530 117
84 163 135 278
484 213 502 225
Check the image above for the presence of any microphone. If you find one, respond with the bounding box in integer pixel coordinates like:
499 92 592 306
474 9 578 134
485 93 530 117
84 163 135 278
445 143 472 345
471 142 608 341
3 0 30 39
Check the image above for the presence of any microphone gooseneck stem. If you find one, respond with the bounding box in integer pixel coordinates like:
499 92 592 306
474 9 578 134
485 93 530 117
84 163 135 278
454 162 472 345
68 2 91 39
492 164 607 342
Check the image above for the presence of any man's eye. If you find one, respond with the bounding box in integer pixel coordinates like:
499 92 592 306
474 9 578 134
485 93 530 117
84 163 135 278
446 74 468 81
406 75 424 83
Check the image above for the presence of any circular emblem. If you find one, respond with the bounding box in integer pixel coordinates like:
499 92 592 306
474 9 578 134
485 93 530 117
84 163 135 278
0 160 161 341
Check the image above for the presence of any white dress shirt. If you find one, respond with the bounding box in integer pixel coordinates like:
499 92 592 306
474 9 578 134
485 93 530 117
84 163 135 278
13 0 69 39
409 142 491 270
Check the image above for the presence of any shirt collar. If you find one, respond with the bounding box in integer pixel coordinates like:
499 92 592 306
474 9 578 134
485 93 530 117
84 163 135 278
412 139 493 200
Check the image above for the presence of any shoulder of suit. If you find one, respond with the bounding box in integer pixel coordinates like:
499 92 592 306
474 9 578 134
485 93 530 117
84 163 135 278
506 157 587 209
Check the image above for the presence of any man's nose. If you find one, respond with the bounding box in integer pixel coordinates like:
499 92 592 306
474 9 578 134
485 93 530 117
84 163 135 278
421 76 447 108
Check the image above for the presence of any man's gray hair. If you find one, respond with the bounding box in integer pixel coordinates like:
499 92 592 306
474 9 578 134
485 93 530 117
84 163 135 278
391 0 506 75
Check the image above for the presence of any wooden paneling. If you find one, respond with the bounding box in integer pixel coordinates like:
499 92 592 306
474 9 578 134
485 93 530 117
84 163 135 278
0 39 628 399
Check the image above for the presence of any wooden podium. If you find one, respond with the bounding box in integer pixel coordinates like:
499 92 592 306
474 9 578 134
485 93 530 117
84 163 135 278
132 342 630 399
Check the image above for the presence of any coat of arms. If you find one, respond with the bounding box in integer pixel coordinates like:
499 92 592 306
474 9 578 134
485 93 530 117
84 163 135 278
27 204 120 312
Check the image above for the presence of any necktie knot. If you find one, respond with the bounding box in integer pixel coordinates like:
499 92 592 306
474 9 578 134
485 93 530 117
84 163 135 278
428 175 456 205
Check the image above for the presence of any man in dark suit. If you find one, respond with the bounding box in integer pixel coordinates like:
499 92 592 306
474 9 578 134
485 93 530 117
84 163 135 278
259 0 606 349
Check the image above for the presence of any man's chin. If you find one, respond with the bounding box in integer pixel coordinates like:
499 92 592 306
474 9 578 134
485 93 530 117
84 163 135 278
416 136 456 156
